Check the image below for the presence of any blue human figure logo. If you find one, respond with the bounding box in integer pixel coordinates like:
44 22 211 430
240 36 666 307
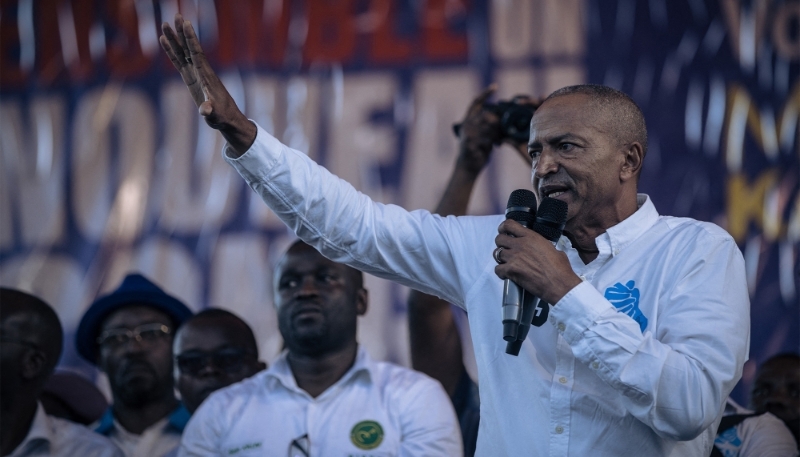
604 280 648 333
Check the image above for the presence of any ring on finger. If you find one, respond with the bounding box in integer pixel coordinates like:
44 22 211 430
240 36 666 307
493 246 505 264
185 55 192 64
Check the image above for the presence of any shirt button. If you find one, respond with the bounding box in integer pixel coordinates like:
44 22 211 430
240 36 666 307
559 376 567 384
592 362 600 369
579 275 586 281
557 323 566 332
614 248 620 255
555 426 564 434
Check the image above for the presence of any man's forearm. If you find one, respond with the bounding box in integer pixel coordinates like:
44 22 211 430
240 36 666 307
434 162 481 216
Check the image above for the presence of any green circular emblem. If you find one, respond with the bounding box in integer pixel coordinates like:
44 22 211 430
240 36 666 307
350 420 384 450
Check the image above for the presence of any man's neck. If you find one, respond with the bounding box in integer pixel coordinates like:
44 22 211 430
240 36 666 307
566 195 640 264
111 392 178 435
287 342 358 398
1 396 37 456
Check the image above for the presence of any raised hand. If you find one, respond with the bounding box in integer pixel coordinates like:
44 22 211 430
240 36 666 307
159 14 256 155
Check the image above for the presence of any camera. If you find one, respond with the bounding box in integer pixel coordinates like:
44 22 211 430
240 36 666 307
452 100 537 143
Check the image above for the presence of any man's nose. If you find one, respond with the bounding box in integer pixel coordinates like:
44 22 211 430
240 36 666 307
533 149 559 178
296 276 319 297
196 360 223 378
121 336 147 353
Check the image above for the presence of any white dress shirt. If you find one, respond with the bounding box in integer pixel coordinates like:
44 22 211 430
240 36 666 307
223 124 750 456
9 403 123 457
178 346 462 456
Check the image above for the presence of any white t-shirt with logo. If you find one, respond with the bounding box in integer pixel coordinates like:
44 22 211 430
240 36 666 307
178 347 461 456
714 398 799 457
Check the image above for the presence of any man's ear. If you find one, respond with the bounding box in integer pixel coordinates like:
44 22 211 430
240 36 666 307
21 349 48 380
620 142 644 182
355 288 368 316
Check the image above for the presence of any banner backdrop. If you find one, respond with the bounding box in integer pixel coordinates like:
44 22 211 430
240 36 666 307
0 0 797 405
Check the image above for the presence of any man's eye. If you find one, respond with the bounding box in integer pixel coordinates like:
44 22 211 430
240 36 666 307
529 150 541 159
319 274 336 284
752 386 771 397
280 279 298 289
558 142 574 151
138 329 160 340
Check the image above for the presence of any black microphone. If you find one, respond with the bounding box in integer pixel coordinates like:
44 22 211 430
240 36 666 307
501 190 537 342
506 197 568 356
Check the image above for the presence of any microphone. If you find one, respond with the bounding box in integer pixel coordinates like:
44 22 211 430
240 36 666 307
501 190 537 342
506 197 568 356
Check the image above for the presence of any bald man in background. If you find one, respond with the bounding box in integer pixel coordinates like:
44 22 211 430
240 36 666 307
0 288 122 457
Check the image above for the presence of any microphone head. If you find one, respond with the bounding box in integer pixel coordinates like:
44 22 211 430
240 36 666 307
505 189 537 226
533 197 568 241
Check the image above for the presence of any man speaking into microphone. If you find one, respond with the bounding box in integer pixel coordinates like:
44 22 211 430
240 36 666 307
160 16 749 456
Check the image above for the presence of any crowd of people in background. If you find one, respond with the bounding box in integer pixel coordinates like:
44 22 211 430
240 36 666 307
1 14 798 456
3 84 798 456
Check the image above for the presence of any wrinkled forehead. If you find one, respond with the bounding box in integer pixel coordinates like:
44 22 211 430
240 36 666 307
276 247 337 277
529 94 602 140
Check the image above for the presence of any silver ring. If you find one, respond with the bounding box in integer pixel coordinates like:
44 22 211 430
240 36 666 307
185 55 192 64
493 246 504 264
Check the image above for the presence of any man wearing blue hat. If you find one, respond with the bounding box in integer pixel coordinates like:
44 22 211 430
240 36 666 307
75 273 194 457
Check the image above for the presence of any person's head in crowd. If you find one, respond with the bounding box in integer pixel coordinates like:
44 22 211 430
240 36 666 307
75 273 193 428
531 84 646 235
274 240 367 358
40 370 109 425
0 288 63 453
751 352 800 442
173 309 266 414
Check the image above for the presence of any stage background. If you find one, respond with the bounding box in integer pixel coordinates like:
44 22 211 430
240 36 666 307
1 0 797 405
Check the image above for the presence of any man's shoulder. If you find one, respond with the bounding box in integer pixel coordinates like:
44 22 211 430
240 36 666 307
656 215 735 244
203 370 272 405
48 415 123 456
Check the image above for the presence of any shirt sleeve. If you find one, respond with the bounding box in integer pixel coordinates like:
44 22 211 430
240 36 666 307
224 123 494 307
549 229 750 441
394 374 464 456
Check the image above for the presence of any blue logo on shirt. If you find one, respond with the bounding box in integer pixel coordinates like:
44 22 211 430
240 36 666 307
604 280 648 333
713 427 742 457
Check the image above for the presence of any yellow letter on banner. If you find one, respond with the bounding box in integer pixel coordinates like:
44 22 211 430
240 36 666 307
726 171 778 243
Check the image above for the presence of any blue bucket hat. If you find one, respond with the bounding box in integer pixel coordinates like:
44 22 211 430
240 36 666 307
75 273 193 364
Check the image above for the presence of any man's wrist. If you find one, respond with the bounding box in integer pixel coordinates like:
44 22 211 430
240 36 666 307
549 274 583 306
222 118 257 157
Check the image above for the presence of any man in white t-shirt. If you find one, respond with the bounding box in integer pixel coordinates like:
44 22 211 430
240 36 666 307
713 397 798 457
178 241 462 456
1 288 122 457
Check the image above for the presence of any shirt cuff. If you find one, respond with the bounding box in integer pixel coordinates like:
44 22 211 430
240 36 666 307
549 280 615 344
222 122 284 182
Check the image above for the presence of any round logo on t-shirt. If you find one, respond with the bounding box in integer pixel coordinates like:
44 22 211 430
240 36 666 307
350 420 384 450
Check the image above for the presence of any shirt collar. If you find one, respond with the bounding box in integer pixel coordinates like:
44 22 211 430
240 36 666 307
95 403 190 435
14 404 53 453
265 345 373 398
561 194 659 258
